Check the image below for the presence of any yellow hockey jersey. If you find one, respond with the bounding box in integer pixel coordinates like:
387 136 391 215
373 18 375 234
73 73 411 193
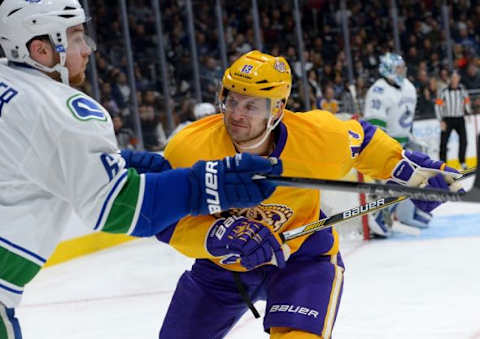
159 110 403 271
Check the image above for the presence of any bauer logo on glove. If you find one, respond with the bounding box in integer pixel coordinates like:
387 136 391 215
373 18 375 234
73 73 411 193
205 216 289 270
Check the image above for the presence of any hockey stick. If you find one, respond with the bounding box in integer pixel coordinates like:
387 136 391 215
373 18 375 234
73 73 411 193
279 168 476 242
258 159 480 203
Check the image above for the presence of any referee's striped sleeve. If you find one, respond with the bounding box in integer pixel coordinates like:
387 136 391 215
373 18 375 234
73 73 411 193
461 86 472 114
435 89 445 119
436 86 468 118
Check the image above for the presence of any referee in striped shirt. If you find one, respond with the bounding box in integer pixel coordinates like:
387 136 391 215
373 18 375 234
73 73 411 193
435 71 471 169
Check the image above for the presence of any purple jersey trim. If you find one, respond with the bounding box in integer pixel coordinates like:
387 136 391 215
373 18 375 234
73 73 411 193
359 120 377 154
155 221 177 244
270 122 288 158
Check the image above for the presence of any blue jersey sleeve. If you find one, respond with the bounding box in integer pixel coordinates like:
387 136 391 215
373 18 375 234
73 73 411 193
130 169 191 237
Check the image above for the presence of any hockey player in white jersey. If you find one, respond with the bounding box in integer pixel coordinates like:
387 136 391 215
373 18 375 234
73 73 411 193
364 53 431 237
364 53 417 145
0 1 282 337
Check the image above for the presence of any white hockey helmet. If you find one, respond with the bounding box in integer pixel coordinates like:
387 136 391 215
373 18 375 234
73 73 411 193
193 102 216 120
379 52 407 87
0 0 88 84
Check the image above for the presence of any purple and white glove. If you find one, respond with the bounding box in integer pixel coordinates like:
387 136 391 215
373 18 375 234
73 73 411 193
388 150 463 213
205 216 290 270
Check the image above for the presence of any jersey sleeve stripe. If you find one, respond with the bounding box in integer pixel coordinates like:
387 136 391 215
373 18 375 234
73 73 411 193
0 246 41 288
358 120 378 154
102 168 141 234
365 118 386 128
93 170 129 231
0 281 23 295
126 174 146 235
0 237 46 265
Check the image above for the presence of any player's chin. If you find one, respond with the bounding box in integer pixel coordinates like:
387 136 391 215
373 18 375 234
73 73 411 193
227 126 249 141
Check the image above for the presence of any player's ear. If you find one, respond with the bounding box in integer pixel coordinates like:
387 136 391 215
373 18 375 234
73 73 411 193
274 99 286 119
29 39 54 66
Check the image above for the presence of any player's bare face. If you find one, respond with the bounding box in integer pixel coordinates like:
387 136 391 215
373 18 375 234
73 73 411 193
66 25 93 86
223 92 269 144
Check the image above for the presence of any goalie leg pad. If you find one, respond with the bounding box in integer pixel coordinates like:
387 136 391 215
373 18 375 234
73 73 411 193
394 199 432 229
368 209 393 238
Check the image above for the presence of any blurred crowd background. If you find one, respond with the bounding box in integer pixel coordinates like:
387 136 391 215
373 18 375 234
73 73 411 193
72 0 480 150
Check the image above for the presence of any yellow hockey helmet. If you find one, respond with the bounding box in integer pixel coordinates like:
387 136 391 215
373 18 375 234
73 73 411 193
220 50 292 105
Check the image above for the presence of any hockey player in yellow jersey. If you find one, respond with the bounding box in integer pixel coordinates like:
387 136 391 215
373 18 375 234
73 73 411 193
157 50 460 338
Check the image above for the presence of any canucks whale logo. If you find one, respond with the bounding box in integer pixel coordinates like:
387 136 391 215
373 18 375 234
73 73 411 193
67 94 108 122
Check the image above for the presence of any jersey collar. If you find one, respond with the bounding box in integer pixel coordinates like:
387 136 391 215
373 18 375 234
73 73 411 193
270 121 288 158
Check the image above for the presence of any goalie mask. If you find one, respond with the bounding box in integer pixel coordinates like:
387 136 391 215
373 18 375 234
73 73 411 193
0 0 94 85
379 52 407 87
219 50 292 149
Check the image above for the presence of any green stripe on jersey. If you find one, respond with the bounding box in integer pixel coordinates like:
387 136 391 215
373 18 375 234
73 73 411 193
103 168 141 234
0 246 41 287
366 118 387 128
0 313 8 339
394 136 409 145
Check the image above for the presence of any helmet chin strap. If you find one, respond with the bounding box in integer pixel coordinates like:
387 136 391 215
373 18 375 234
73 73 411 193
24 51 70 85
236 110 284 150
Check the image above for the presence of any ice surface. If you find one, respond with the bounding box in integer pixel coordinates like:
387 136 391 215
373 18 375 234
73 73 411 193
16 178 480 338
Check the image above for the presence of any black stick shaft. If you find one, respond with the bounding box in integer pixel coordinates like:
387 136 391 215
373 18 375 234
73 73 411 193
279 168 477 242
264 172 477 203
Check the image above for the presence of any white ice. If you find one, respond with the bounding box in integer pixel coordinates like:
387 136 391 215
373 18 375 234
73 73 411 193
16 201 480 338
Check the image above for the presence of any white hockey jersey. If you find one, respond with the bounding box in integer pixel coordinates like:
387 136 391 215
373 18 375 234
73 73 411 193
363 78 417 145
0 60 133 307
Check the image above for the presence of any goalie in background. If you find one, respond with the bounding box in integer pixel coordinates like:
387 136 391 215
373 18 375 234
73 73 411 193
364 52 433 237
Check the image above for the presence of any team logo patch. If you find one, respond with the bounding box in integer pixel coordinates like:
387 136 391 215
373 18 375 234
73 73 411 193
274 60 287 73
220 203 293 232
67 94 108 122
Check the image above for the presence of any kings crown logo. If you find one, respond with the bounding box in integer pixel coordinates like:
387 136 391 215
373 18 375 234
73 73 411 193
274 60 287 73
219 204 293 232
